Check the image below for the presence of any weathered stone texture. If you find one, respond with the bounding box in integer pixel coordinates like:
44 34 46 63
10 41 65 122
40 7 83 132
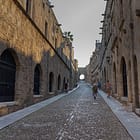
88 0 140 114
0 0 77 116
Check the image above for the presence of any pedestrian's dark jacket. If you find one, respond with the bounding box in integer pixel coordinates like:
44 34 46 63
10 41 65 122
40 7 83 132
92 85 98 93
97 81 101 89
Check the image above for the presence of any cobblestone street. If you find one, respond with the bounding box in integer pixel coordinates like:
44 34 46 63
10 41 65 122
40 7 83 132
0 82 132 140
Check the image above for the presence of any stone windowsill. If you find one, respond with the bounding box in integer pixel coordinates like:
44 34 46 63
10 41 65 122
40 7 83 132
0 101 18 108
33 95 43 98
121 97 128 102
49 92 55 95
135 108 140 115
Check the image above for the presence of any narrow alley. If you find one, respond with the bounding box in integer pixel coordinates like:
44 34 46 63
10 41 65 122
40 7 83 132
0 82 132 140
1 0 140 140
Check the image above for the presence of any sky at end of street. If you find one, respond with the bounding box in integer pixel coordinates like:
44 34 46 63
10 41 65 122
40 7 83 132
51 0 106 67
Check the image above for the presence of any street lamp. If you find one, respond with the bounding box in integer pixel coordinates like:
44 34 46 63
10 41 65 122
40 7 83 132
106 56 112 65
136 9 140 16
106 56 110 64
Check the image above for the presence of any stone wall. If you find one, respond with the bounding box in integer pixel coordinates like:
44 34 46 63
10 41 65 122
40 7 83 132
88 0 140 113
0 0 75 116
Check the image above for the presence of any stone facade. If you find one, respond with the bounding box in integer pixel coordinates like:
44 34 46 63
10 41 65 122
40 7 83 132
86 40 101 84
0 0 78 116
88 0 140 114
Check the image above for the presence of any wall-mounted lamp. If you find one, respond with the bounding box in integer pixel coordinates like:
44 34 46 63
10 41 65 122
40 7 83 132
129 22 133 29
57 24 62 27
106 56 112 65
101 20 105 23
106 56 110 63
123 29 127 34
136 9 140 16
49 5 54 8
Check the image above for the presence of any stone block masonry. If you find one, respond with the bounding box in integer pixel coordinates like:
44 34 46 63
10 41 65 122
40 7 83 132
0 0 74 116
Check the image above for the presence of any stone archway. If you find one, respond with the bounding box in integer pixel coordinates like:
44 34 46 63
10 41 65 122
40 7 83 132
78 67 87 81
79 74 85 80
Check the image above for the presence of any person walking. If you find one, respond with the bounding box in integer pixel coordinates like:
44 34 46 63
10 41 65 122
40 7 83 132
92 83 98 100
105 80 112 98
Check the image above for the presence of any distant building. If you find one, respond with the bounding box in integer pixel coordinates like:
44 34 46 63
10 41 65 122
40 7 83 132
0 0 78 116
86 40 101 84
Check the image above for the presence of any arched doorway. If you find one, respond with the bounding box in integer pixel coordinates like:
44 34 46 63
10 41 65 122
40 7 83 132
113 63 117 94
57 75 61 90
63 77 66 90
0 50 16 102
104 67 106 84
49 72 54 92
121 57 128 97
33 64 41 95
133 56 139 107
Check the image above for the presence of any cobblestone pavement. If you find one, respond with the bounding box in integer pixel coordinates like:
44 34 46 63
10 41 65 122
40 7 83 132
0 82 133 140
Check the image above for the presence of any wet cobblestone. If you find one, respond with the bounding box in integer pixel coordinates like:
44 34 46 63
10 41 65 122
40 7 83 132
0 83 132 140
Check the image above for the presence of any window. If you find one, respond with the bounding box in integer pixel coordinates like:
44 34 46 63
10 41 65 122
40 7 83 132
55 38 57 48
42 0 45 9
49 72 54 92
120 0 123 17
33 64 41 95
25 0 31 15
57 75 61 90
0 50 16 102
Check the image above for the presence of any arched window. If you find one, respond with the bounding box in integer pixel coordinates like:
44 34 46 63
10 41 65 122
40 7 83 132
63 77 66 90
58 75 61 90
26 0 31 14
49 72 54 92
0 50 16 102
33 64 41 95
121 57 128 97
113 63 117 93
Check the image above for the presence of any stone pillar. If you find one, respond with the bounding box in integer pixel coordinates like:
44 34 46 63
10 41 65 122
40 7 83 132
131 57 137 110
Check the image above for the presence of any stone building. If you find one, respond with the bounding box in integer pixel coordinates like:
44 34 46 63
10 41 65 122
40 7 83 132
89 0 140 114
0 0 78 116
72 59 79 86
86 40 101 84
